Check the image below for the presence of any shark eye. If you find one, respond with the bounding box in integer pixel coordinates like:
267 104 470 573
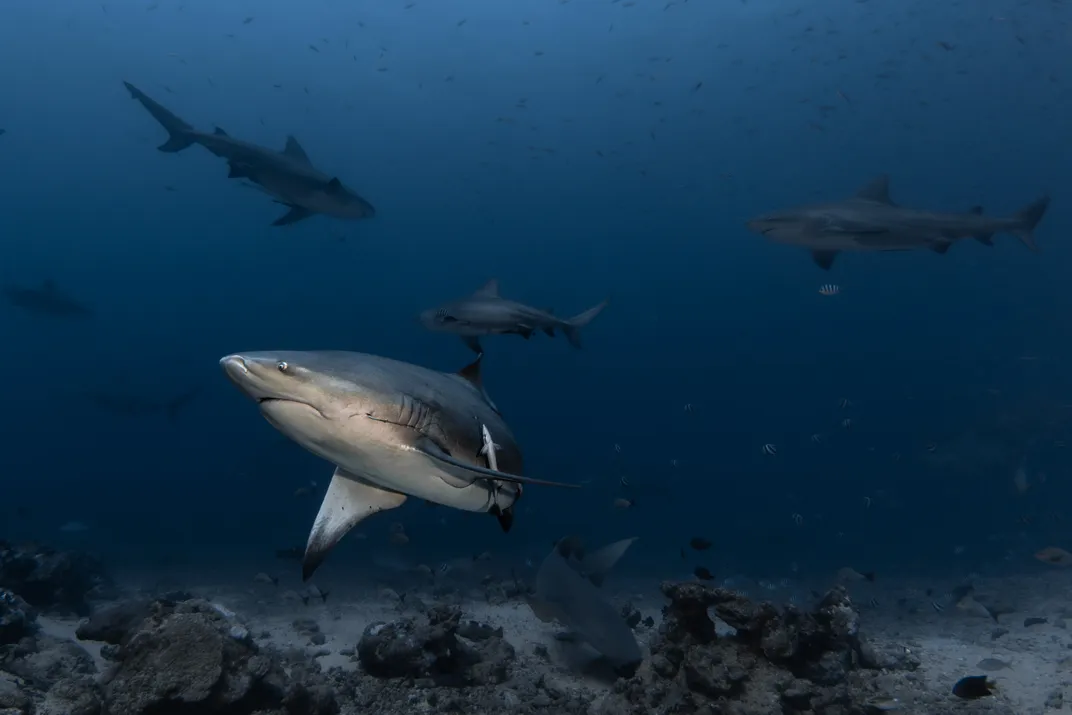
276 361 289 373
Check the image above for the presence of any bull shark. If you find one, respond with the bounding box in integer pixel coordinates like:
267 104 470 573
220 350 579 579
420 279 609 354
747 175 1050 270
3 280 91 318
122 81 376 226
526 536 642 677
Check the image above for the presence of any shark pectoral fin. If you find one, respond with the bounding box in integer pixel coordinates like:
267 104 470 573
272 205 314 226
518 327 535 339
490 504 514 532
811 250 838 270
461 336 483 354
304 467 406 580
971 209 995 246
326 177 344 193
525 595 566 623
416 438 581 489
283 135 313 165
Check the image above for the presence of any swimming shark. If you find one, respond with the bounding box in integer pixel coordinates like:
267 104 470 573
3 280 91 318
122 81 376 226
220 350 579 579
420 279 609 354
526 536 642 676
747 175 1050 270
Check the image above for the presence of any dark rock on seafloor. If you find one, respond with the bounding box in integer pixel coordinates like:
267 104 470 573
0 541 114 616
357 605 515 685
89 598 339 715
591 583 922 715
74 598 152 645
0 591 37 646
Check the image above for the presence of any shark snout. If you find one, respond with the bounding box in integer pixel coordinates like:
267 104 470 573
220 353 281 402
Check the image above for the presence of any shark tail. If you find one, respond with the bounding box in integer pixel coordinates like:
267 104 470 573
1012 196 1050 252
562 300 609 349
122 81 196 152
165 387 201 421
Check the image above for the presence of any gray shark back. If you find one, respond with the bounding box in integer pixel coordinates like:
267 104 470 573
532 548 642 669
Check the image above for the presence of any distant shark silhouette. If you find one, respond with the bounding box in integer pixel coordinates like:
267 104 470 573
123 81 376 226
748 175 1050 269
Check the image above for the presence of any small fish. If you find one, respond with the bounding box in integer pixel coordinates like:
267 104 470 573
931 600 945 613
1035 546 1072 566
694 566 715 581
613 497 635 510
762 443 777 456
253 572 278 586
689 537 713 551
866 696 901 712
819 283 840 296
951 675 994 700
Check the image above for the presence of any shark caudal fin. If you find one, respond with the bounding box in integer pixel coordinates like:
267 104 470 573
122 81 196 152
1011 196 1050 252
562 300 609 349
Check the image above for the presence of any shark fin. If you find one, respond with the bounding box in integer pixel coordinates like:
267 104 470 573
931 242 953 254
856 175 894 204
303 467 406 580
969 206 995 245
272 205 314 226
326 177 344 193
563 300 609 349
456 353 499 412
461 335 483 354
518 327 534 339
1012 196 1050 252
213 126 229 136
490 504 514 532
579 537 638 587
474 279 500 298
283 135 313 165
122 81 196 152
416 438 580 489
543 326 555 337
811 250 838 270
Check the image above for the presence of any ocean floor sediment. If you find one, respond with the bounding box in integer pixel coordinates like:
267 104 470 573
1 540 1065 714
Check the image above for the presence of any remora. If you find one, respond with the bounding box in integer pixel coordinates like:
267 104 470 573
747 174 1050 269
220 350 578 579
123 81 375 226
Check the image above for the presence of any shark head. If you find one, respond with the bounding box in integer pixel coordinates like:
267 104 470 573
746 208 821 244
221 350 580 578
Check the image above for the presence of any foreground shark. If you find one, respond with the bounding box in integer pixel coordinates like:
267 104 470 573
221 350 579 579
123 82 376 226
3 280 91 318
747 175 1050 269
420 279 609 354
526 536 642 676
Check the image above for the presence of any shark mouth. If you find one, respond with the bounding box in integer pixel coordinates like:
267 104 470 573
257 397 328 419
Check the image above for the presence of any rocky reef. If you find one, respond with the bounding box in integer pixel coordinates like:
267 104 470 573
0 542 1007 715
0 541 115 617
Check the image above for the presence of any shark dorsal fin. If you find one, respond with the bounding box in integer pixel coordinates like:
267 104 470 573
856 175 893 204
327 177 343 193
457 353 486 389
474 279 499 298
283 136 312 165
213 126 229 136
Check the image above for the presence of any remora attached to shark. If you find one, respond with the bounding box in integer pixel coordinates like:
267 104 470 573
526 536 642 676
220 350 579 579
420 279 609 354
747 175 1050 269
122 81 375 226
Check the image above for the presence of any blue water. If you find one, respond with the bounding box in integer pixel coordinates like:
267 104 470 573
1 0 1068 587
